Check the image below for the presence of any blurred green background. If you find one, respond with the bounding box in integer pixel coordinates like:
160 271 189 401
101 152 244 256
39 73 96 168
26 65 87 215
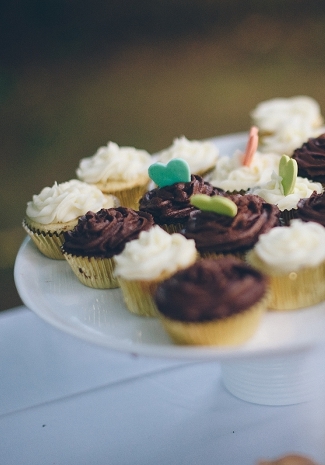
2 0 325 311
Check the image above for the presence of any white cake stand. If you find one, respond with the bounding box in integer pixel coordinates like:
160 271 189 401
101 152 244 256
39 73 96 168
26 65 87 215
15 133 325 406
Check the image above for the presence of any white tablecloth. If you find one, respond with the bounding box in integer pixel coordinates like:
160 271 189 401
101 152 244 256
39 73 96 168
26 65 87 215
0 306 324 465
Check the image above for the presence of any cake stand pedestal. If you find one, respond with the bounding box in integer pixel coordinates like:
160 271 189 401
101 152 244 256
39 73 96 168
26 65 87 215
220 347 325 405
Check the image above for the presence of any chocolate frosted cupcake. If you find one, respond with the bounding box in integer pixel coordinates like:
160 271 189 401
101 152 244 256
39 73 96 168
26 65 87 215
295 191 325 226
155 257 269 346
62 207 154 288
139 174 222 233
291 134 325 184
139 158 223 233
181 193 281 258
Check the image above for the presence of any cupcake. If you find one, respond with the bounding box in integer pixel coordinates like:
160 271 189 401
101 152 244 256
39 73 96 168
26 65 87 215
246 219 325 310
154 256 269 346
295 191 325 226
23 179 116 259
76 141 151 209
139 158 223 233
114 225 197 317
248 155 323 224
291 133 325 184
155 136 219 177
207 127 281 193
250 96 325 154
181 193 281 259
61 207 154 288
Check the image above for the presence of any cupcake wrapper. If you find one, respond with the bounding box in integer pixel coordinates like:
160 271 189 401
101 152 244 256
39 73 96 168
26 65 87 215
159 223 184 234
103 183 149 210
280 209 295 226
63 253 119 289
158 290 270 346
23 220 65 260
117 277 162 317
267 262 325 310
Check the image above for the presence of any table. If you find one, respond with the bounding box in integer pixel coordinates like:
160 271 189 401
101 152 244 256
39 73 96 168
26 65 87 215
1 306 324 465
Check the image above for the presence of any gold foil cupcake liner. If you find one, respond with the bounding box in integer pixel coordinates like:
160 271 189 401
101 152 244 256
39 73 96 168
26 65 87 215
117 277 162 317
199 251 246 261
266 262 325 310
159 223 184 234
63 253 118 289
99 177 150 210
23 220 66 260
158 290 270 346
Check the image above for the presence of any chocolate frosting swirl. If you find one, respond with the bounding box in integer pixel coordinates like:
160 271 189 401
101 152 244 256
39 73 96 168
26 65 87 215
292 134 325 181
139 175 223 225
62 207 154 258
295 191 325 226
155 257 268 322
181 194 281 253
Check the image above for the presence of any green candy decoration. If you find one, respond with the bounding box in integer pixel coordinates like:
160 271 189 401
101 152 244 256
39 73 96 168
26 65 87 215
279 154 297 196
148 158 191 188
191 194 237 218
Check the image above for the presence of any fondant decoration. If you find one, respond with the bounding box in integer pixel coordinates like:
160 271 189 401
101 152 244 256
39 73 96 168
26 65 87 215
148 158 191 188
191 194 237 217
243 126 259 167
279 154 297 196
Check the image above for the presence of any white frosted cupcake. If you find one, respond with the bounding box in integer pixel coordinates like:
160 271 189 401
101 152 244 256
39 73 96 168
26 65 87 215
23 179 116 259
114 225 197 317
76 141 151 209
249 172 322 223
251 96 325 154
156 136 219 177
207 149 281 193
246 219 325 310
248 155 322 224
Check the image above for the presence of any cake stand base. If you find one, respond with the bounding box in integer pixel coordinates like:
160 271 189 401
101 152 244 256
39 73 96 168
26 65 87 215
220 348 325 406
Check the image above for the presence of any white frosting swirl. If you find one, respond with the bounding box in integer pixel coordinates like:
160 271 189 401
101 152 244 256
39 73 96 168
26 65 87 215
252 219 325 273
248 172 322 211
114 225 197 280
26 179 114 224
156 136 219 174
257 122 325 155
207 149 281 192
251 96 325 154
76 141 151 183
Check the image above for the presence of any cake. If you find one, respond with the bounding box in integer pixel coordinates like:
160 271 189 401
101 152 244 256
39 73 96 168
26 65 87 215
246 219 325 310
248 155 323 224
295 191 325 227
250 95 325 154
207 127 281 193
139 158 223 233
61 207 154 288
23 179 116 259
181 193 281 258
155 136 219 176
291 133 325 184
76 141 152 209
114 225 197 317
154 256 269 346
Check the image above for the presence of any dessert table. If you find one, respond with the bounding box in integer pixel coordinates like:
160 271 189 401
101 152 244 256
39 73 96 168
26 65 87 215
1 305 324 465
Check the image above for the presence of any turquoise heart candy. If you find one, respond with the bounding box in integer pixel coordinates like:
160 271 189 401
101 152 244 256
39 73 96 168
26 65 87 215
148 158 191 188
